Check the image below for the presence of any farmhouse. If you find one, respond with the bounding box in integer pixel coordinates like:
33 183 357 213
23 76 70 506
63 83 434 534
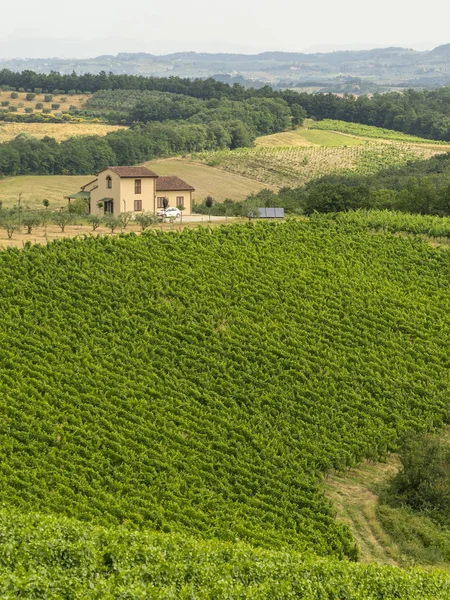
66 166 195 215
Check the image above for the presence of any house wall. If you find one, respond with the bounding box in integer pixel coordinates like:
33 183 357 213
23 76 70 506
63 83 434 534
157 190 192 214
90 169 156 216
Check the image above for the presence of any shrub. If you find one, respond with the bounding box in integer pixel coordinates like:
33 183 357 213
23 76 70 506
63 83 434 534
10 92 18 99
42 108 51 114
8 106 18 112
26 93 36 101
35 103 43 109
387 431 450 526
24 108 33 114
44 94 53 102
1 101 9 107
34 88 42 94
51 103 60 110
68 89 77 96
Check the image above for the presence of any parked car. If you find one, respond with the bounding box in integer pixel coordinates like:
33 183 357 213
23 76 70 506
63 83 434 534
158 207 181 218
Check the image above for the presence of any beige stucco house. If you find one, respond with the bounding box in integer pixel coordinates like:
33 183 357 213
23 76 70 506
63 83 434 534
66 166 195 215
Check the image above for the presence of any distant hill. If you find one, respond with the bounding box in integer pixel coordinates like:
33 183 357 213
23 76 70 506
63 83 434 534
2 45 450 92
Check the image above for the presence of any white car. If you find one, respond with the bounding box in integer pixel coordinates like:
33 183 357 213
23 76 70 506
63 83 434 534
158 207 181 218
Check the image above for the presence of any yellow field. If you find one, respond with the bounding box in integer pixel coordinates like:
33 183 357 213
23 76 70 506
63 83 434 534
256 128 366 147
0 175 89 210
0 122 127 143
0 159 271 210
0 91 89 115
145 158 274 201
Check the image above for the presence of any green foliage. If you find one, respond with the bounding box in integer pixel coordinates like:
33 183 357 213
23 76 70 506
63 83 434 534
51 210 74 232
1 507 449 599
386 432 450 525
87 214 102 231
102 213 121 232
134 211 158 230
312 120 448 145
0 208 20 238
377 504 450 564
0 219 449 559
21 211 41 234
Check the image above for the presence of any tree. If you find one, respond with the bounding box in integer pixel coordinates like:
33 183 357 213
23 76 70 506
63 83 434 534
22 211 41 234
87 214 102 231
103 214 121 233
135 212 158 231
205 195 214 222
52 211 74 232
0 210 20 239
388 431 450 525
118 211 133 230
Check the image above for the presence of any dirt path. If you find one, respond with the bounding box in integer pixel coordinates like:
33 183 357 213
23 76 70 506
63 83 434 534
324 456 402 565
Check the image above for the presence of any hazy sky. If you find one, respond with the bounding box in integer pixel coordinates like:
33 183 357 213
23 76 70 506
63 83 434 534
2 0 449 58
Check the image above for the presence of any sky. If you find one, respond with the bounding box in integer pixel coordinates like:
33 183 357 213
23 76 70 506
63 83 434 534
1 0 449 58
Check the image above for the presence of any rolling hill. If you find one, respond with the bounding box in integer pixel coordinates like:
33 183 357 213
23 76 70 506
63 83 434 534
0 214 450 595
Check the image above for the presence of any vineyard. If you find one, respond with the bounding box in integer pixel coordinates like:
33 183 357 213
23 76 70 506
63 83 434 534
310 119 450 145
1 507 450 599
196 142 448 187
0 216 450 595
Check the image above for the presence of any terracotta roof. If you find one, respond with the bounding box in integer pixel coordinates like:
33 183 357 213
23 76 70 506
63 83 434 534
81 178 98 190
106 166 158 178
156 176 195 191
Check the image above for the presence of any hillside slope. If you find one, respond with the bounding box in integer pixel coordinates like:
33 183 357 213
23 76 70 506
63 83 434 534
1 507 450 599
0 217 450 559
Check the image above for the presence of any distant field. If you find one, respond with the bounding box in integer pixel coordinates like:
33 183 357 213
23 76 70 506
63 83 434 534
0 122 126 142
311 119 450 145
0 90 89 115
256 128 365 147
0 160 270 210
196 142 448 187
0 175 88 209
146 158 273 201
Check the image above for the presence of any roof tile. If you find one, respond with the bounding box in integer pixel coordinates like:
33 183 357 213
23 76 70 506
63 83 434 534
156 176 195 191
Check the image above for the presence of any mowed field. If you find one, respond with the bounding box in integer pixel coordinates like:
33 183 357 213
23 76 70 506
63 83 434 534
145 158 273 201
256 127 366 147
0 175 91 210
0 160 271 211
0 122 127 142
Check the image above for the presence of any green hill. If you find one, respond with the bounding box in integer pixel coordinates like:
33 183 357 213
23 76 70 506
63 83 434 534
1 215 450 595
1 506 450 599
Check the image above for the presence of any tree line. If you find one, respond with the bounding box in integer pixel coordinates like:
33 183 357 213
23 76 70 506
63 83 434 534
0 95 296 176
3 68 450 141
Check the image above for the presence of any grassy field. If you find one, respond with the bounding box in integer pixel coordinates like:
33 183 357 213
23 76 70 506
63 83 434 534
311 119 450 145
146 157 275 200
0 175 90 210
0 160 270 211
0 121 126 142
256 127 366 147
0 90 89 115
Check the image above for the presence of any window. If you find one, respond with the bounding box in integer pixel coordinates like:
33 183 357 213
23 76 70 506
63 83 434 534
176 196 184 207
134 179 141 194
134 199 142 212
157 197 166 208
106 176 112 189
